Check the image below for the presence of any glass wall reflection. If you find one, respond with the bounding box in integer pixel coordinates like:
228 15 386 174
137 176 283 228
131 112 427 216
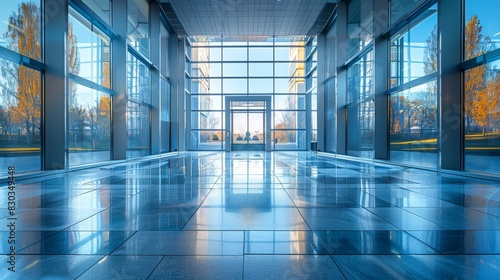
390 81 438 167
464 60 500 173
68 82 111 166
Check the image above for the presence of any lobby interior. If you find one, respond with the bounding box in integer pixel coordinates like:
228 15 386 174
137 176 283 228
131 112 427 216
1 0 500 279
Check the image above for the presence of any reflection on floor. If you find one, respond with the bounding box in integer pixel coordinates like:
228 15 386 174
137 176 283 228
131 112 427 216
1 151 500 279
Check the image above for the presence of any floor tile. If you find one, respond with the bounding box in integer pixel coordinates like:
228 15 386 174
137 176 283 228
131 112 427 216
0 255 102 280
183 207 309 230
149 256 243 280
18 231 136 255
112 230 244 255
332 255 500 280
244 231 331 255
298 208 398 230
243 255 345 280
366 207 446 230
77 256 162 280
404 207 500 230
408 230 500 254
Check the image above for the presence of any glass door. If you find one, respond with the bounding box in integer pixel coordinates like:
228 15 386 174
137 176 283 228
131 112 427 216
231 110 265 151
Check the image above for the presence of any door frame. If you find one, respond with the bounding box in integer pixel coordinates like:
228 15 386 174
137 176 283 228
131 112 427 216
225 96 272 152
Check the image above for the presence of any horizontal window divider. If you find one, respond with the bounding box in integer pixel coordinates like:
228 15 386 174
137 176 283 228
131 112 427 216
346 97 376 107
69 0 118 39
127 99 153 108
68 73 113 94
384 0 436 39
305 48 317 61
160 74 171 82
0 47 45 71
306 65 318 77
461 48 500 70
128 45 154 68
386 72 437 95
189 60 306 63
323 75 337 84
189 76 306 79
344 45 374 68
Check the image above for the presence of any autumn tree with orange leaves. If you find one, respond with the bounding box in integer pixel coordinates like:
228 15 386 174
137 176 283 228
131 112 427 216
464 15 499 135
0 3 81 148
0 3 41 146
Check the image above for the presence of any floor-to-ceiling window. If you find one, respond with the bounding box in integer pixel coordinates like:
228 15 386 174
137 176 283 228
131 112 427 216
464 0 500 173
307 38 318 145
127 0 151 158
325 22 337 153
0 1 42 173
388 4 438 167
68 5 112 166
188 37 308 151
347 51 375 159
160 19 171 153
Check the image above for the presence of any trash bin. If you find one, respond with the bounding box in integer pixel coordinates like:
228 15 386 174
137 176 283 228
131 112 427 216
310 141 317 151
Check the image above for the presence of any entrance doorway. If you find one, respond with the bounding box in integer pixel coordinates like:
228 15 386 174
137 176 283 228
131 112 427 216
225 96 271 152
231 111 265 151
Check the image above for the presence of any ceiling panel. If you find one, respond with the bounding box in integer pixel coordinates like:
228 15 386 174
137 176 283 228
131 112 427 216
163 0 337 37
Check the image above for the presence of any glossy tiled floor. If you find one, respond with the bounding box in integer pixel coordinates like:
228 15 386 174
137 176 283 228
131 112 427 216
1 152 500 279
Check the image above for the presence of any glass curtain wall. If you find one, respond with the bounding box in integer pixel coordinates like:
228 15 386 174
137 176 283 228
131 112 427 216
307 38 318 143
325 23 337 153
68 6 111 166
389 4 438 167
347 51 375 158
0 0 42 173
127 0 151 158
464 0 500 173
188 37 308 151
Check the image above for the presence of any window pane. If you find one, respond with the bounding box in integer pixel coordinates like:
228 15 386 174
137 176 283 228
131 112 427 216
274 111 297 129
68 82 111 166
274 95 302 110
391 0 422 24
192 63 221 77
275 47 292 61
390 81 438 167
249 47 273 61
191 95 222 111
0 1 42 60
127 101 150 157
347 51 374 104
223 63 247 77
347 101 375 159
191 111 222 130
69 9 111 88
249 78 273 93
464 60 500 173
127 53 151 103
192 130 223 150
0 59 41 172
348 0 373 57
161 78 170 153
128 0 149 57
223 47 247 61
272 130 307 150
325 79 336 153
249 63 273 77
81 0 111 26
160 23 169 77
390 6 437 88
465 0 500 60
275 63 291 77
223 79 247 94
